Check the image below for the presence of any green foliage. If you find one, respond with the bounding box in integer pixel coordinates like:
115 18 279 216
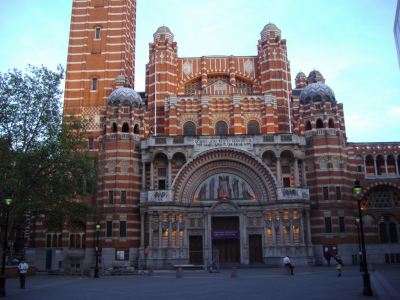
0 65 97 226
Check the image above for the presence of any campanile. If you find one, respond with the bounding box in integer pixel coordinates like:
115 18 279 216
63 0 137 116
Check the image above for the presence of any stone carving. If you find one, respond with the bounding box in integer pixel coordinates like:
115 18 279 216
213 202 237 212
183 61 193 76
194 173 255 201
244 59 254 75
120 161 129 174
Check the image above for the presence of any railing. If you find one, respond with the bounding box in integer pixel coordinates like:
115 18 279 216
142 134 306 149
277 187 310 201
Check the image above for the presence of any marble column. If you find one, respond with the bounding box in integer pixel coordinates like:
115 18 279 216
150 161 154 189
294 159 300 187
363 156 367 177
142 162 146 190
384 155 388 177
289 210 294 244
168 159 172 188
373 156 378 177
276 158 282 187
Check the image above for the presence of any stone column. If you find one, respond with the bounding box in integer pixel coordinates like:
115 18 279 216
279 211 284 245
276 158 282 187
294 159 300 187
289 210 294 244
271 218 276 245
140 213 145 247
158 214 162 249
150 161 154 189
168 159 172 188
240 213 248 264
142 162 146 190
305 210 312 245
301 160 307 187
168 213 172 248
300 210 305 244
148 213 153 248
373 156 378 177
395 156 400 176
363 156 367 177
384 155 388 177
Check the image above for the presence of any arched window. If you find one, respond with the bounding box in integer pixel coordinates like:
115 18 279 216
215 121 228 135
183 121 196 136
316 119 324 129
122 122 129 133
247 120 260 135
133 124 139 134
112 123 118 133
328 118 335 128
305 121 312 131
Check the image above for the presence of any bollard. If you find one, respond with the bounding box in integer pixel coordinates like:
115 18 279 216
230 267 237 278
176 267 183 278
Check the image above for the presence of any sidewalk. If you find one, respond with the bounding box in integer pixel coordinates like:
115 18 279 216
4 265 400 300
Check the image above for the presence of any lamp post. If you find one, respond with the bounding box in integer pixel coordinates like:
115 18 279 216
94 222 100 278
0 197 13 297
353 180 373 296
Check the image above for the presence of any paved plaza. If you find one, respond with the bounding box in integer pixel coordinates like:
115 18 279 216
4 265 400 300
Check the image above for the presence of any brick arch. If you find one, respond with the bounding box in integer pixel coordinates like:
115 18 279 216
171 148 277 204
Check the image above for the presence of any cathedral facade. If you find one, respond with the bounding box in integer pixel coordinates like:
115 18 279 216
27 0 400 272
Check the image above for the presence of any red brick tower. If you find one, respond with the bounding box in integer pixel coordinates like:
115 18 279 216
64 0 136 116
257 23 292 133
294 71 353 259
146 26 178 135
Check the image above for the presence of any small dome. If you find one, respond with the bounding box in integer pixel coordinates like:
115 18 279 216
300 82 336 104
295 72 307 88
260 23 281 41
108 87 143 108
153 26 174 42
295 71 307 81
308 70 325 84
114 75 128 87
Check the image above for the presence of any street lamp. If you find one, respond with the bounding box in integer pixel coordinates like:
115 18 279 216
0 197 13 297
353 180 373 296
94 222 100 278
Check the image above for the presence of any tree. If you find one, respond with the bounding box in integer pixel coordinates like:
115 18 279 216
0 65 97 257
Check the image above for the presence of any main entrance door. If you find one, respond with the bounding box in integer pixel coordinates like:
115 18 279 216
249 234 263 263
211 216 240 264
189 236 203 264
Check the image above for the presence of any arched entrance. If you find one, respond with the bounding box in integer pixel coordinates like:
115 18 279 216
172 148 277 265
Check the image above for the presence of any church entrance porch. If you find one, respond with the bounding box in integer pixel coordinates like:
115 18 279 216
211 216 241 264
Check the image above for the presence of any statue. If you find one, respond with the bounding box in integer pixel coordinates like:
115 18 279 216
218 175 231 200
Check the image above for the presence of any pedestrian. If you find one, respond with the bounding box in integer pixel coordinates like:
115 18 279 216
283 255 294 275
335 255 343 277
17 258 29 289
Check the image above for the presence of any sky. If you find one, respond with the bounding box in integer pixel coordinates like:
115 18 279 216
0 0 399 143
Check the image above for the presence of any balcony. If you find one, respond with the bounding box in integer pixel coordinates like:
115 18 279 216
277 187 310 202
141 134 306 151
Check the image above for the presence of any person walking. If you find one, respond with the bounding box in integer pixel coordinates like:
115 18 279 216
17 259 29 289
334 255 343 277
283 256 294 275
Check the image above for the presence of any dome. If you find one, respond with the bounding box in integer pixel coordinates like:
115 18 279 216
295 72 307 88
108 87 143 108
153 26 174 42
299 82 336 104
260 23 281 41
308 70 325 84
295 71 307 81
